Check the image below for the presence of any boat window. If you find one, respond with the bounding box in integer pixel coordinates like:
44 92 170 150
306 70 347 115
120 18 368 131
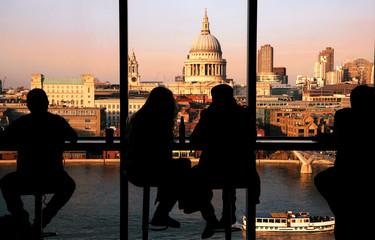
269 219 274 223
257 219 262 223
262 219 269 223
275 219 281 223
281 219 286 223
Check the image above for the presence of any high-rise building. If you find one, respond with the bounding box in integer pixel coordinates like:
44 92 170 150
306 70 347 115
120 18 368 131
318 47 334 72
314 61 326 79
256 45 287 86
258 44 274 74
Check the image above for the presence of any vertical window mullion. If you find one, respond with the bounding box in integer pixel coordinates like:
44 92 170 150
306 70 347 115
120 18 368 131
246 0 257 240
120 1 128 239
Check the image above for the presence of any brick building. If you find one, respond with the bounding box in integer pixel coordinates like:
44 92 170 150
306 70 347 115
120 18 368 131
0 104 105 137
343 58 374 84
270 109 335 137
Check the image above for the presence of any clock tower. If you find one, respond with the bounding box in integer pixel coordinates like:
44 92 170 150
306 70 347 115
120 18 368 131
128 48 140 86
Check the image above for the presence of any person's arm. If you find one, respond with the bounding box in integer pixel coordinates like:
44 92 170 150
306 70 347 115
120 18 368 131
0 120 18 145
63 119 78 143
333 109 350 169
190 110 207 145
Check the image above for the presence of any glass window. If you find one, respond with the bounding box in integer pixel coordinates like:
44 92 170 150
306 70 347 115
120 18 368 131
256 1 374 138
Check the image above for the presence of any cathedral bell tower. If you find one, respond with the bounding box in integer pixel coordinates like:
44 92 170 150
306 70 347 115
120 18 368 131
128 48 140 86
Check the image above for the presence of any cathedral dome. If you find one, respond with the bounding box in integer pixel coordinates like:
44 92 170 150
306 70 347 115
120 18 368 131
188 9 222 58
190 34 222 53
184 9 228 84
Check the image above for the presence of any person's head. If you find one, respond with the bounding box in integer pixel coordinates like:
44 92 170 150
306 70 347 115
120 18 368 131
27 88 49 114
350 85 375 110
211 84 236 107
141 87 177 122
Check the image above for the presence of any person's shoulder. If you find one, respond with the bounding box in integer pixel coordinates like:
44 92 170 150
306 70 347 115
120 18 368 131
336 108 351 114
200 108 209 117
236 105 251 117
47 112 68 123
335 108 352 118
238 104 249 112
12 114 31 124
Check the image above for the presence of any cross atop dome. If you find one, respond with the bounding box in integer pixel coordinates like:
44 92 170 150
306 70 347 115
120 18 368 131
201 8 210 35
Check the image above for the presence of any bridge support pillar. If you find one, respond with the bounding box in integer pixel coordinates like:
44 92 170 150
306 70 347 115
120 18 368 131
292 151 314 174
300 163 312 174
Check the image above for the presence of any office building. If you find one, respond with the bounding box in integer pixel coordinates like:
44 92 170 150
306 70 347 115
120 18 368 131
31 74 95 108
258 44 273 74
318 47 334 72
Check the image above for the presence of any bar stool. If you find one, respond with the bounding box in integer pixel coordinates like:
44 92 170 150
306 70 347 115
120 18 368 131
141 185 244 240
213 185 250 240
141 184 169 239
21 190 57 240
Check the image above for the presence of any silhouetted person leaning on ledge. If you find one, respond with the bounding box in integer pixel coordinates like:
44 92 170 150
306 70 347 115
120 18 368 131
0 88 77 238
314 85 375 239
124 87 190 228
189 84 260 239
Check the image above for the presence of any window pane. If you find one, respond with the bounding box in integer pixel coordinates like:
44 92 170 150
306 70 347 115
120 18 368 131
129 0 247 138
256 0 375 137
0 0 119 137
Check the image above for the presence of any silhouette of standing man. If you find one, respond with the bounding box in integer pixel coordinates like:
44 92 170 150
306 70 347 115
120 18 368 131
190 84 260 239
0 89 77 235
314 85 375 239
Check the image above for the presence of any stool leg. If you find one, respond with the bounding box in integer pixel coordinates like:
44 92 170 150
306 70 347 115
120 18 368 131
223 188 232 240
142 186 150 240
35 194 43 240
246 188 256 240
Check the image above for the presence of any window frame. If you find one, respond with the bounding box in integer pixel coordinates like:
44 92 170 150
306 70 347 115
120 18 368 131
119 0 340 239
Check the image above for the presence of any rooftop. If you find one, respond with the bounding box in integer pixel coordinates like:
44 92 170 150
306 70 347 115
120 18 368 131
44 78 84 85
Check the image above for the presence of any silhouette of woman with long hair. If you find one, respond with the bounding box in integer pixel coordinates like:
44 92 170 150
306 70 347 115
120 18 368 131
124 87 190 228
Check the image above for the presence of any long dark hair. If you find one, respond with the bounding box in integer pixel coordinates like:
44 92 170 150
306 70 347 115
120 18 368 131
132 87 177 129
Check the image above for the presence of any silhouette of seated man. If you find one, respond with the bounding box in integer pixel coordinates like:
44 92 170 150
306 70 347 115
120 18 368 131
0 88 77 236
124 87 190 228
189 84 260 239
314 85 375 239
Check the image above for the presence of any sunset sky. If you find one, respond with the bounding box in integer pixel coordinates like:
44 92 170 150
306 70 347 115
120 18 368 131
1 0 374 88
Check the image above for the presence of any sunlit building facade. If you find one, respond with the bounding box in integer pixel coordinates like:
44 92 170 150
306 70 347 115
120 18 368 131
31 74 95 107
318 47 334 72
258 44 273 74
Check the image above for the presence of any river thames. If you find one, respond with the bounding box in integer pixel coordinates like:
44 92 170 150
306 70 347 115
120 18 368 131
0 161 334 240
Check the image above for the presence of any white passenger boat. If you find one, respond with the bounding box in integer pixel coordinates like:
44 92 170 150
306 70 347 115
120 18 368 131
243 211 335 232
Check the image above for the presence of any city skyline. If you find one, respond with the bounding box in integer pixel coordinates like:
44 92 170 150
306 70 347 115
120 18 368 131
0 0 374 88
